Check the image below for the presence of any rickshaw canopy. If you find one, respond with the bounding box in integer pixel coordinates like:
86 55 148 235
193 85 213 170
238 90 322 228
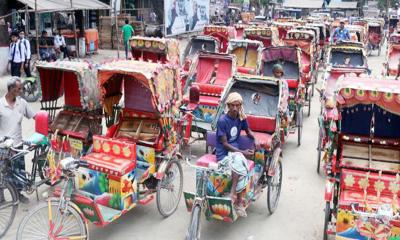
36 61 101 110
98 60 182 116
184 35 220 59
261 46 302 79
244 27 280 47
129 36 180 65
327 43 367 69
227 39 263 74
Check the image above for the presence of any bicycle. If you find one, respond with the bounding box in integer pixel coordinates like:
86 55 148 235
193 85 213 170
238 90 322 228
0 135 49 238
17 157 89 240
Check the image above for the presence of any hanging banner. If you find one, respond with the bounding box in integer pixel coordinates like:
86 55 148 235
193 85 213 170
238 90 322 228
165 0 210 36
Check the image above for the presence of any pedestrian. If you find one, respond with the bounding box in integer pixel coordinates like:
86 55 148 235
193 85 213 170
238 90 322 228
19 30 31 77
8 31 25 77
121 19 134 59
0 77 36 203
54 29 70 60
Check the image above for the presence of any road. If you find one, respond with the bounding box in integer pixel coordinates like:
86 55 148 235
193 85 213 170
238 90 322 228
2 46 386 240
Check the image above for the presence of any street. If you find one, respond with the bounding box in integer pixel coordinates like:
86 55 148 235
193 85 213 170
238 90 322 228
2 47 385 240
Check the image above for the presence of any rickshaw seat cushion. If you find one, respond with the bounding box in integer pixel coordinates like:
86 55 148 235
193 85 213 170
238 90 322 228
339 169 400 205
198 95 220 107
196 154 255 171
246 115 276 133
286 79 299 89
81 135 137 176
195 83 224 96
237 66 256 75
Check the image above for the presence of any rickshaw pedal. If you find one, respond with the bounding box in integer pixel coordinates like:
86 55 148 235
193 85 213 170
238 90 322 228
138 195 154 205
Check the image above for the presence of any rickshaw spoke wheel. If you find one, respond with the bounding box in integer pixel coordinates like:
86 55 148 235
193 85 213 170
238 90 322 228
185 204 201 240
267 160 282 215
323 202 332 240
17 201 88 240
156 159 183 217
297 106 303 146
0 181 18 238
317 127 323 174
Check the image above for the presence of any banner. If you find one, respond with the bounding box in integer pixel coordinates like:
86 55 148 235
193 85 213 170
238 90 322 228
165 0 210 36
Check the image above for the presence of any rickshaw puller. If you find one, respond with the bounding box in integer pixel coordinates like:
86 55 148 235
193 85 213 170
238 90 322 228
216 92 257 217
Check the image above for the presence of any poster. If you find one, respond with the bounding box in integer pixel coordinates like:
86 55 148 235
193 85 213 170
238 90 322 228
165 0 210 36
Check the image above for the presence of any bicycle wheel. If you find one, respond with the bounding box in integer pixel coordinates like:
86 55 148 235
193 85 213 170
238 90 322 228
317 128 323 174
185 204 201 240
156 159 183 217
17 200 88 240
297 107 303 146
267 160 282 215
0 181 18 238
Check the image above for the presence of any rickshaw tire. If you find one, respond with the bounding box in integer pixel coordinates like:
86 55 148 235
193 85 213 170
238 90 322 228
0 181 18 238
267 160 282 215
307 95 312 117
185 204 201 240
323 202 331 240
297 108 303 146
156 159 183 217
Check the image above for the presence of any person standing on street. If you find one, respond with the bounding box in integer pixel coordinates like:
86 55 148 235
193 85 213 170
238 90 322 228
8 31 25 77
0 77 36 203
54 29 70 60
19 30 31 77
121 19 134 59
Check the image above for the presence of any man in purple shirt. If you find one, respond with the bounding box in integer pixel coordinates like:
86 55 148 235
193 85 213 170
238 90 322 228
216 92 255 217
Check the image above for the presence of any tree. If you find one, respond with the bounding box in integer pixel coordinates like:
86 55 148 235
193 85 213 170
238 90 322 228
377 0 397 11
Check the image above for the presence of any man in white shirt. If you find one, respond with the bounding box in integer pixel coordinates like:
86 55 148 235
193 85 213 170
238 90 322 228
54 29 70 59
8 31 25 77
0 77 36 203
19 30 31 77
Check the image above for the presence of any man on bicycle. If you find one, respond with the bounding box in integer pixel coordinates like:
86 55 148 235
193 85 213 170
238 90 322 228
216 92 256 217
0 77 36 203
332 21 350 43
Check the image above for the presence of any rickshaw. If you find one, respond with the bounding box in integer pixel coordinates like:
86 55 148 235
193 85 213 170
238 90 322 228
389 15 399 34
240 11 255 24
183 52 236 137
367 21 384 55
316 42 369 172
183 75 284 239
346 25 368 47
296 25 321 60
261 46 304 146
306 23 327 60
385 33 400 76
273 21 297 40
129 36 180 65
227 39 263 75
283 29 318 117
321 76 400 240
182 35 221 72
36 61 103 183
244 26 280 48
203 25 239 53
17 61 186 239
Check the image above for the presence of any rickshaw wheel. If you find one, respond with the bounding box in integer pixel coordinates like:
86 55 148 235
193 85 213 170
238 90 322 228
185 204 201 240
378 45 381 56
297 107 303 146
156 159 183 217
323 202 332 240
267 160 282 215
307 93 312 117
317 128 323 174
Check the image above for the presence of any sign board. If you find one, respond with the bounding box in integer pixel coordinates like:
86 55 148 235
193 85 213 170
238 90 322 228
165 0 210 36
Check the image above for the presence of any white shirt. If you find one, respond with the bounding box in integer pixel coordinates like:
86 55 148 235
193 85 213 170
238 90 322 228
0 96 35 144
20 38 31 60
8 40 26 63
54 35 66 48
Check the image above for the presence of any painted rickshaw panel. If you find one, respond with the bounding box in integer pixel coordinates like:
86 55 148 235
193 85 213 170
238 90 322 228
203 25 239 53
386 34 400 76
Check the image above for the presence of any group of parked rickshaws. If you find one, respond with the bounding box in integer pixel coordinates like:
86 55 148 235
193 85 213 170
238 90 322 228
2 15 400 240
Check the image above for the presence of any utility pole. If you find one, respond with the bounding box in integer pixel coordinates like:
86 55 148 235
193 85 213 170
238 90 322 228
70 0 79 58
114 0 120 59
35 0 39 59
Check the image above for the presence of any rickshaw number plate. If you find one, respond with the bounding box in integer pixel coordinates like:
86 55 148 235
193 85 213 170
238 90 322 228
69 138 83 151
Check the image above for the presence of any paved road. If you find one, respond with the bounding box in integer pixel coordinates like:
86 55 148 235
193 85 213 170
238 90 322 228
3 46 386 240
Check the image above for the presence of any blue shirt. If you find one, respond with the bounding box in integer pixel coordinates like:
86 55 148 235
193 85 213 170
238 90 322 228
333 27 350 41
216 114 249 161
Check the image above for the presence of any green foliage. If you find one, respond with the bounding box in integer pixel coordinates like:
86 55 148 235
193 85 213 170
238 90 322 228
377 0 397 10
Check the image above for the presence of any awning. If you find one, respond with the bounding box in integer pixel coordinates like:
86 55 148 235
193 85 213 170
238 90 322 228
282 0 323 9
17 0 110 12
328 1 358 9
